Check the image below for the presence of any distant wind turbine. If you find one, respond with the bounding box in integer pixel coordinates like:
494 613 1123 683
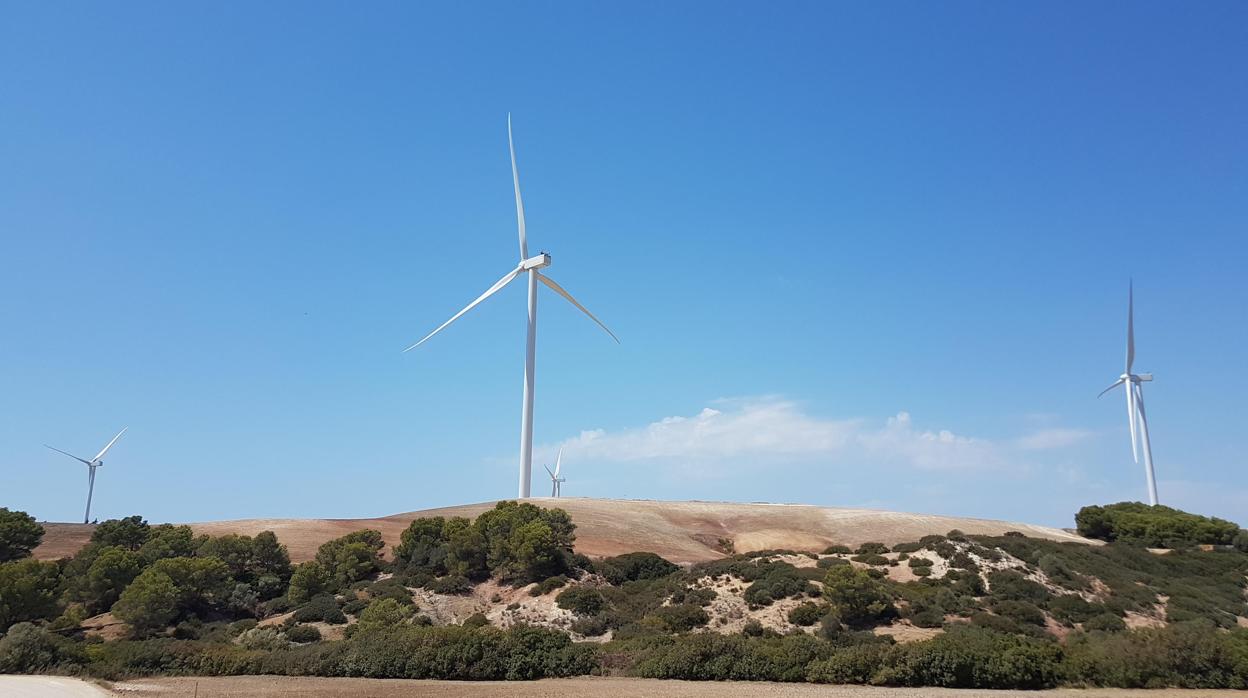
404 116 618 498
45 427 128 524
544 447 565 497
1098 281 1159 506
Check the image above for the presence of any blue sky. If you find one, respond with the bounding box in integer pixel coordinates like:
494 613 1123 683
2 3 1245 529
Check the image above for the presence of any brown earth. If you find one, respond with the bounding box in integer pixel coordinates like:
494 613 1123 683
101 676 1237 697
35 498 1091 564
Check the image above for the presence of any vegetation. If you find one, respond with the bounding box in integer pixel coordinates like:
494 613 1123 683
1 501 1247 688
1076 502 1240 547
0 508 44 563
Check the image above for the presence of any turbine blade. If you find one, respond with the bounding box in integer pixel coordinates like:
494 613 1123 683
1126 280 1135 373
508 114 528 261
543 464 555 479
1126 380 1139 463
1097 377 1125 398
404 265 523 352
536 272 620 343
45 445 91 466
554 446 563 477
92 427 128 462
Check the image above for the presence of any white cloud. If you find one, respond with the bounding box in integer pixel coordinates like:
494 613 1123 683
549 399 1027 472
1015 428 1095 451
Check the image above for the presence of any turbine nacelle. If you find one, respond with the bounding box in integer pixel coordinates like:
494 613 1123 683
521 253 551 271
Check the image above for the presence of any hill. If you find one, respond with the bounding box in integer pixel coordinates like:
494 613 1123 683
34 498 1091 563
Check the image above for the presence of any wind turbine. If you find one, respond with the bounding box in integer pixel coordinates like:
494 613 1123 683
1098 281 1159 506
404 116 618 498
543 447 565 497
44 427 128 524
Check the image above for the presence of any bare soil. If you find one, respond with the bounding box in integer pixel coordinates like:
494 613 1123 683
103 676 1237 697
35 498 1091 564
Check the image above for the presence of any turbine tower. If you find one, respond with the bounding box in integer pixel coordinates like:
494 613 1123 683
1098 281 1159 505
405 116 618 498
543 447 565 497
45 427 128 524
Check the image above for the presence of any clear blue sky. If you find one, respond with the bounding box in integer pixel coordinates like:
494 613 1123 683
2 2 1245 528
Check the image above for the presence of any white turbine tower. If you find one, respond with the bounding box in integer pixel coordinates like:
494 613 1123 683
544 447 565 497
1098 281 1159 506
405 116 618 498
45 427 128 524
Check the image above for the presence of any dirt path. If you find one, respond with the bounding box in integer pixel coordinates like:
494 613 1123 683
105 676 1237 697
0 676 111 697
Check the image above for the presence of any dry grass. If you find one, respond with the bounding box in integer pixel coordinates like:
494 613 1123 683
35 498 1091 564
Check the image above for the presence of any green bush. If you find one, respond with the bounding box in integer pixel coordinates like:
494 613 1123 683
1076 503 1240 547
0 509 44 563
822 565 895 629
570 615 608 637
292 595 346 625
855 543 890 555
598 552 679 585
91 516 151 551
651 604 709 632
907 556 933 568
284 624 321 643
743 564 812 606
822 545 852 555
787 602 823 627
0 558 62 631
0 622 85 673
1083 613 1127 633
851 553 889 566
556 587 605 616
816 556 849 569
1234 530 1248 553
882 626 1062 689
891 542 922 554
1064 624 1248 688
529 575 567 596
427 575 471 595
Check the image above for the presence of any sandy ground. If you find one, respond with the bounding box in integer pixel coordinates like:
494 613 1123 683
101 676 1241 697
0 676 111 697
35 498 1091 564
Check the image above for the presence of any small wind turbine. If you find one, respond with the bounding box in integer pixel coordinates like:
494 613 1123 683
404 116 618 498
1098 281 1159 506
45 427 128 524
543 447 565 497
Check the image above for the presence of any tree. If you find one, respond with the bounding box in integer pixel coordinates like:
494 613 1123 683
288 561 332 603
393 517 450 574
112 556 231 632
138 525 196 565
352 597 410 635
80 546 144 614
1074 502 1240 547
0 508 44 563
598 552 679 585
196 533 254 578
474 501 576 583
315 530 384 589
0 559 62 631
112 572 179 633
90 516 150 551
822 564 895 629
249 531 292 581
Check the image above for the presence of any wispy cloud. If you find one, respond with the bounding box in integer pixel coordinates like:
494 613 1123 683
545 398 1085 474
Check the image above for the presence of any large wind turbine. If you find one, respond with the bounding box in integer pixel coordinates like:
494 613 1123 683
1098 281 1159 506
543 447 565 497
45 428 128 524
405 116 618 498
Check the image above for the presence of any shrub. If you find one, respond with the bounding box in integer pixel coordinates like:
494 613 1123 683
1075 503 1240 547
822 565 896 629
1233 529 1248 553
427 575 471 595
743 565 811 606
817 557 849 569
807 643 891 684
823 545 852 555
598 552 679 585
0 622 84 673
529 575 567 596
314 530 385 589
293 595 346 625
1048 595 1101 625
787 602 822 627
741 619 764 637
237 626 289 651
462 612 489 628
855 543 890 555
882 626 1062 689
570 615 609 637
284 624 321 643
891 542 922 554
990 600 1046 627
986 570 1050 604
287 562 332 604
556 587 605 616
651 604 709 632
907 556 934 568
1082 613 1127 633
0 509 44 563
912 566 932 577
851 554 889 566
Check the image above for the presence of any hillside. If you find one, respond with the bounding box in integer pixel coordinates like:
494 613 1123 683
34 498 1091 563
